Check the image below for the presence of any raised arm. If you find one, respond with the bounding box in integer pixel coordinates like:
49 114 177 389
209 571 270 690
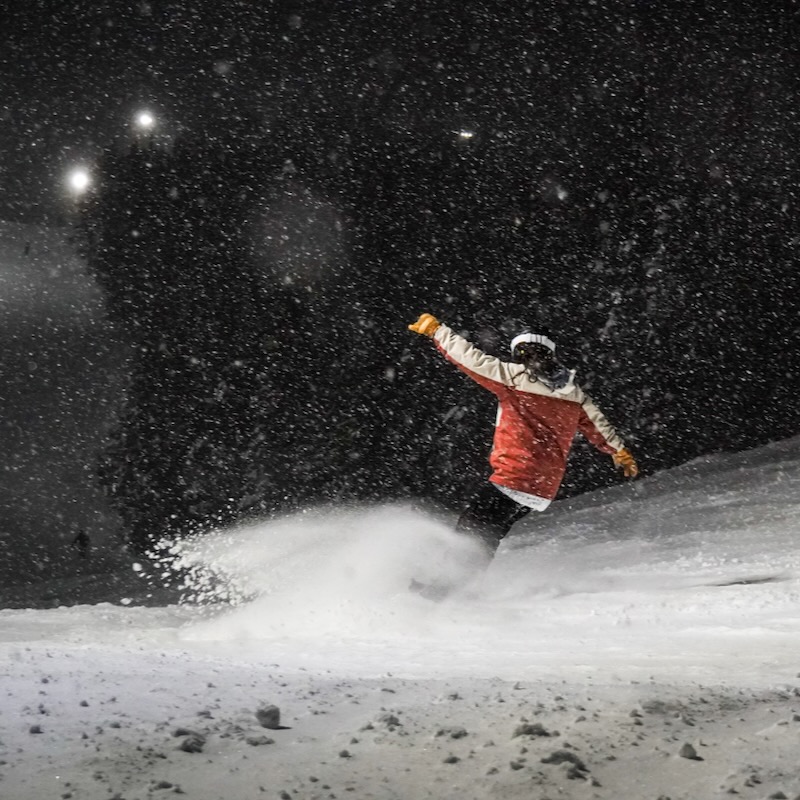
408 313 522 394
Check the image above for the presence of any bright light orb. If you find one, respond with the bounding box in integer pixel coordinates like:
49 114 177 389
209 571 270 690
457 129 475 141
67 167 91 194
135 110 156 130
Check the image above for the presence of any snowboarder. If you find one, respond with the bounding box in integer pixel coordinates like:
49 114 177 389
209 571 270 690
408 312 638 594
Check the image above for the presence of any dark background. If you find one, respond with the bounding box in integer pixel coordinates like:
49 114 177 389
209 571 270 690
2 1 800 559
2 1 798 223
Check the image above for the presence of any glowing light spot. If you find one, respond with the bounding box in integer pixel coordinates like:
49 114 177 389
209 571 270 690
135 110 156 130
67 168 91 194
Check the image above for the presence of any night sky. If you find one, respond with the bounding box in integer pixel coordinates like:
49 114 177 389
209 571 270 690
4 1 797 221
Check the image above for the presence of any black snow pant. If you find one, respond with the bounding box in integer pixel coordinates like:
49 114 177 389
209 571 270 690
456 482 532 563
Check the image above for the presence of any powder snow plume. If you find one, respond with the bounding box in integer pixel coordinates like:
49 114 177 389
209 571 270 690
160 504 484 641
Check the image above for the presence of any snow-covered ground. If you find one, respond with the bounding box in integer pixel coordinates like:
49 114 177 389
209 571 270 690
2 437 800 799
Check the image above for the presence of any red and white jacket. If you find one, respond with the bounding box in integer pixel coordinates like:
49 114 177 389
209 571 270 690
433 324 625 500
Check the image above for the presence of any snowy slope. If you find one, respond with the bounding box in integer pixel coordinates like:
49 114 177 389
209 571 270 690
0 220 126 584
1 438 800 799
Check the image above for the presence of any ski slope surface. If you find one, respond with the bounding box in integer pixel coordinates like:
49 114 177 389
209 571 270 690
2 438 800 799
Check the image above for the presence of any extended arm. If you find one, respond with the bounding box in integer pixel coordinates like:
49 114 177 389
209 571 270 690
408 313 521 394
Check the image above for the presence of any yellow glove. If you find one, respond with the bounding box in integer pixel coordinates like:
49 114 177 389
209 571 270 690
613 447 639 478
408 313 441 337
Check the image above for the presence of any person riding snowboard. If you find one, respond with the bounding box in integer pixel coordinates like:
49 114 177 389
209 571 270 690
408 312 638 594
